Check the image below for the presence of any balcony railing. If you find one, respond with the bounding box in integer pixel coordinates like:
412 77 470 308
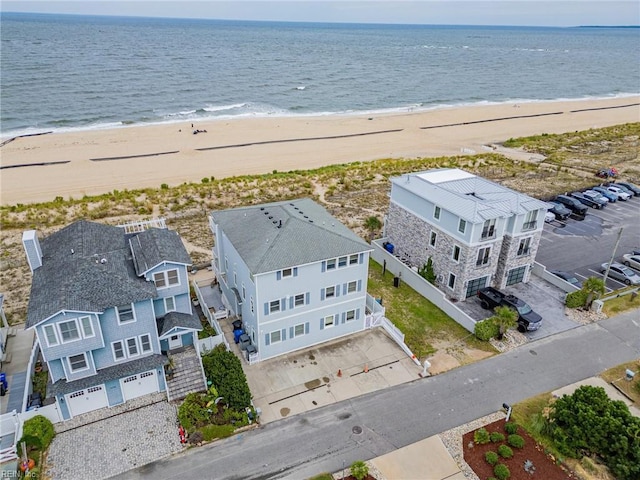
480 226 495 240
522 221 537 231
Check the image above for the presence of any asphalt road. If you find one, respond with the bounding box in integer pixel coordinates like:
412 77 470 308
119 310 640 480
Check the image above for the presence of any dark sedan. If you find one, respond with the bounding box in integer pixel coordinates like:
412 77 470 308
548 201 571 220
570 191 605 209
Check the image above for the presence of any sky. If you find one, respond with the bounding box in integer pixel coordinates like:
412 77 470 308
2 1 639 27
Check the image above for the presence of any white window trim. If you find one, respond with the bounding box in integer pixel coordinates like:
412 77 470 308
126 337 140 357
282 268 293 278
324 315 335 328
326 259 337 270
447 272 457 290
68 353 89 373
349 254 359 265
429 231 437 247
153 271 167 288
325 286 336 299
347 281 357 294
164 296 176 313
294 323 306 337
79 316 95 338
269 300 281 313
458 218 466 234
139 334 152 353
154 269 180 289
112 340 126 361
43 324 59 347
58 319 80 344
346 310 356 322
434 205 441 220
270 330 282 344
294 293 305 307
452 245 461 263
117 304 136 324
476 246 491 266
338 256 348 267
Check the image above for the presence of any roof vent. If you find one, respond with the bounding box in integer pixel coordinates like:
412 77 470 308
100 258 107 264
304 215 309 219
278 220 282 228
309 220 314 223
268 216 273 219
260 207 265 210
272 220 278 224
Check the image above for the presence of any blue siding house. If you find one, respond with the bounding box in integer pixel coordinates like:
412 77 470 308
23 220 202 420
209 198 372 362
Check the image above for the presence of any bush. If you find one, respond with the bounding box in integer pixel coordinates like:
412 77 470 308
494 463 511 480
178 392 214 431
20 415 55 451
485 451 499 465
201 344 252 410
565 289 588 308
498 444 514 458
475 318 499 341
490 431 505 443
508 434 525 449
474 427 491 444
504 422 518 435
350 461 369 480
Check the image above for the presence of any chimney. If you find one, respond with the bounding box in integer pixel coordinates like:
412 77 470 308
23 230 43 273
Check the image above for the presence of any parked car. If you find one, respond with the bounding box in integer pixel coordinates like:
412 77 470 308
622 254 640 271
591 186 618 202
610 183 635 197
477 287 543 332
612 182 640 196
544 211 555 223
570 191 605 209
605 185 631 201
583 189 609 204
549 270 583 289
601 262 640 285
548 201 572 220
554 195 588 215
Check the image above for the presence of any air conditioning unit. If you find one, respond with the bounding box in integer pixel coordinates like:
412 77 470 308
591 299 603 313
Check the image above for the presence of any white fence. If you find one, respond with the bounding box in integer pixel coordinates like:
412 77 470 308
21 342 40 413
371 239 477 333
0 410 19 462
531 262 580 294
192 280 229 351
195 335 225 354
20 403 62 425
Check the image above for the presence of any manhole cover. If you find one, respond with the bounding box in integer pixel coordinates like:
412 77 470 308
529 350 538 356
352 425 363 435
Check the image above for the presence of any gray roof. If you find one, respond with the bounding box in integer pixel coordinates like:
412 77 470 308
392 168 550 223
210 198 371 274
47 354 167 398
157 311 202 337
26 220 190 328
130 228 192 276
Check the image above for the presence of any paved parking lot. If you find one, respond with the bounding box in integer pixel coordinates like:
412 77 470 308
536 193 640 292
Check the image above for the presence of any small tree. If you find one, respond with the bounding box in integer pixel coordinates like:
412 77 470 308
363 216 382 241
492 305 518 339
582 276 605 308
350 460 369 480
418 257 437 284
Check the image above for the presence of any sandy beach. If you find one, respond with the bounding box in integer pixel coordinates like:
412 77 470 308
1 96 638 206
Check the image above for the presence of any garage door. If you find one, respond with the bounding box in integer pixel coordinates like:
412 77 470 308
121 370 158 401
506 266 527 286
66 385 108 417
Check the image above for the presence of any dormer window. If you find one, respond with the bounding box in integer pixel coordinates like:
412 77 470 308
153 269 180 289
282 268 293 278
117 304 135 324
481 219 496 239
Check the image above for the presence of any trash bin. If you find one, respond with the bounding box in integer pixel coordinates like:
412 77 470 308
232 319 243 331
393 276 400 288
239 334 251 351
245 344 257 361
233 328 245 344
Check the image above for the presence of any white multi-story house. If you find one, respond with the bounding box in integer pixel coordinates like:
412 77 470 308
384 168 549 300
209 198 372 362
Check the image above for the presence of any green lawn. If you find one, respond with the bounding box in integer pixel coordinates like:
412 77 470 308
366 259 495 359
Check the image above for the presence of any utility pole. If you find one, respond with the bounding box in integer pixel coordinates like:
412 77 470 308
603 227 623 285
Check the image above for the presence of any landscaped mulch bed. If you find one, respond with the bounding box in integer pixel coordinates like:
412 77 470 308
463 419 575 480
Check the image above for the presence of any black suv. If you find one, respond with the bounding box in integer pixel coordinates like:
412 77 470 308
570 191 605 209
555 195 588 215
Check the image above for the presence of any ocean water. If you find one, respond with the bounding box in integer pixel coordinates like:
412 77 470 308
1 12 639 139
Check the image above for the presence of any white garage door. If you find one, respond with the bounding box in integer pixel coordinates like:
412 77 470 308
121 370 158 401
66 385 108 417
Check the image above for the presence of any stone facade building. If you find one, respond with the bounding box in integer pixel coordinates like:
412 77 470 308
384 169 548 301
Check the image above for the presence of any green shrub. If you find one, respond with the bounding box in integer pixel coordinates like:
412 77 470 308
490 431 505 443
20 415 55 451
201 344 252 410
565 289 588 308
498 444 514 458
485 451 499 465
504 422 518 435
494 463 511 480
178 392 213 431
474 427 490 444
350 461 369 480
508 434 525 449
474 318 499 341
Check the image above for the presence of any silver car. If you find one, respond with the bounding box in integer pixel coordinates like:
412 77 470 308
601 262 640 285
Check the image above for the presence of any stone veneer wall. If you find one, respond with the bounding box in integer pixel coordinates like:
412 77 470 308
494 231 542 289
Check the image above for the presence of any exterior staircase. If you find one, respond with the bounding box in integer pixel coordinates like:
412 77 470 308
165 346 207 402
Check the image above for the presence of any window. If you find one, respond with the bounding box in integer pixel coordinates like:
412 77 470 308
476 247 491 266
112 341 125 361
338 256 347 267
523 210 537 231
234 272 237 286
43 324 58 346
517 237 532 256
167 269 179 285
164 296 176 312
481 219 496 239
68 353 88 372
349 254 359 265
347 281 357 294
282 268 292 278
153 271 166 288
117 304 135 324
79 316 94 338
126 337 139 356
242 285 246 300
140 334 152 353
458 219 466 234
325 286 335 299
269 300 280 313
59 320 80 343
326 259 336 270
346 310 356 322
429 231 437 247
434 206 441 220
448 273 456 290
324 315 335 328
294 293 305 307
452 245 461 262
294 324 305 337
270 330 282 344
155 269 179 288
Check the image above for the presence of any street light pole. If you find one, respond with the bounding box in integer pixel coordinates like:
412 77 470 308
603 227 623 285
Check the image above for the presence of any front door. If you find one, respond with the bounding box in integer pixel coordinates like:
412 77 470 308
168 334 182 350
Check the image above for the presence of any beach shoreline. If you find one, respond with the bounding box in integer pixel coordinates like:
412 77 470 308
1 96 638 206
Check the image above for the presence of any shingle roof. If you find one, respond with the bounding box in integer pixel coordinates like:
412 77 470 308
392 168 550 223
47 354 167 398
157 311 202 337
210 198 371 275
130 228 192 276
